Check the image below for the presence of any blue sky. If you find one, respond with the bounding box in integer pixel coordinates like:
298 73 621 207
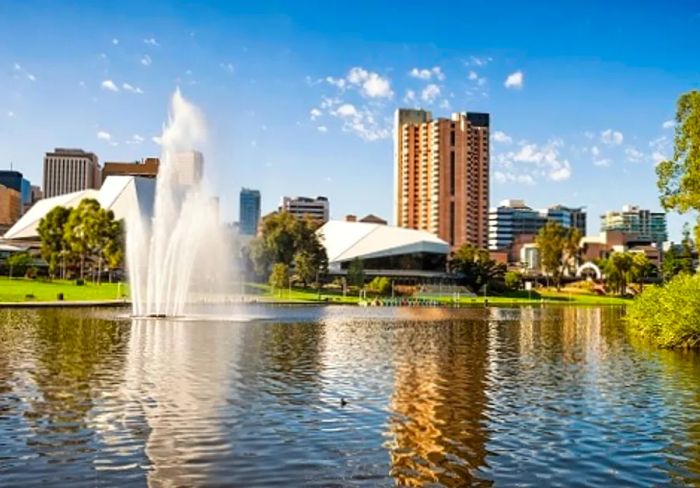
1 1 699 239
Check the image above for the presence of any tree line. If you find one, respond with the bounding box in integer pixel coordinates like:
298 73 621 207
37 198 124 282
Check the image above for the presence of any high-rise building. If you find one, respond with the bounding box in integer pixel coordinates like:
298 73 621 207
171 151 203 186
394 108 489 249
43 148 101 198
102 158 159 182
489 200 587 252
279 196 329 222
600 205 667 244
0 184 21 227
239 188 261 235
0 170 32 212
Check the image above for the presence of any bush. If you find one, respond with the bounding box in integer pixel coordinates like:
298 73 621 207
627 273 700 348
75 278 85 286
367 276 392 296
504 271 522 291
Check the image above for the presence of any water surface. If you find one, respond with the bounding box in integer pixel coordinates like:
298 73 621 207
1 305 699 486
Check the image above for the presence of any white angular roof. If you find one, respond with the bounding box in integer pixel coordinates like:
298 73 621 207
3 176 155 241
318 220 448 264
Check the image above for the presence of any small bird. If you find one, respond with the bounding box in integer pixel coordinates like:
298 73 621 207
340 397 347 407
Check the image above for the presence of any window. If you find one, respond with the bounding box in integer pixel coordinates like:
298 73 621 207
450 130 455 146
450 152 455 196
450 201 455 246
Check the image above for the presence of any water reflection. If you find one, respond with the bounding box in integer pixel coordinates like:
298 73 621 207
1 306 700 486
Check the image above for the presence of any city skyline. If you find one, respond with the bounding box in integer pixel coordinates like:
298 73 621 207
1 1 699 240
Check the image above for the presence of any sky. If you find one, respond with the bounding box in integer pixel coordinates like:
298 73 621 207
1 1 699 240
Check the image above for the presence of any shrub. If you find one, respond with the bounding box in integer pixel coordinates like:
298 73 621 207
627 273 700 348
504 271 522 291
367 276 392 296
75 278 85 286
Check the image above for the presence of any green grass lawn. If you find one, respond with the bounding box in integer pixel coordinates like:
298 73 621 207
248 283 630 306
0 277 129 302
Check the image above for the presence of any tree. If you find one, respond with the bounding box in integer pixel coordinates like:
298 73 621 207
630 252 654 292
269 263 289 290
656 90 700 242
367 276 392 295
37 206 71 279
661 225 695 282
346 258 365 290
103 219 124 283
603 252 635 296
7 252 32 279
535 221 581 290
505 271 523 291
449 244 506 292
64 199 102 280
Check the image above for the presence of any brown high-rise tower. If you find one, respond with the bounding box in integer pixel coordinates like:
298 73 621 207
394 109 489 249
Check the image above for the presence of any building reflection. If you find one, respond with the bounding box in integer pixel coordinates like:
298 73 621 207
385 317 493 486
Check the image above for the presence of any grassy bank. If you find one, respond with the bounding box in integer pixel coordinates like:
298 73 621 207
249 283 630 306
0 277 129 303
627 274 700 348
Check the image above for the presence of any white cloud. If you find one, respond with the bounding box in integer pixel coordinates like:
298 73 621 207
421 84 441 103
7 111 14 117
125 134 145 145
13 63 36 82
220 62 234 74
493 171 535 185
403 89 416 103
625 146 644 163
140 55 152 66
144 37 159 46
97 130 112 141
152 136 162 145
593 158 611 167
409 66 445 81
504 70 524 89
591 145 600 157
325 76 346 89
467 56 493 67
649 135 670 165
662 120 675 129
439 99 451 110
101 80 119 92
345 67 393 98
309 108 322 120
468 71 478 81
317 126 328 133
335 103 358 117
112 38 119 45
584 131 595 139
122 82 143 94
600 129 624 145
492 131 513 144
495 139 572 182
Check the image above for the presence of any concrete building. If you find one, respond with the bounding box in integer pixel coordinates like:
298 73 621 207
279 196 329 222
318 220 449 280
488 200 586 257
0 184 22 228
171 151 203 186
239 188 261 235
43 148 101 198
394 108 490 249
600 205 667 244
102 158 159 182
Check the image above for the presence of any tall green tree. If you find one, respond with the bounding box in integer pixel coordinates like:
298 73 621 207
7 252 32 279
449 244 505 292
37 206 71 279
536 221 565 289
603 252 635 295
269 263 290 290
64 199 102 280
657 90 700 242
346 258 365 290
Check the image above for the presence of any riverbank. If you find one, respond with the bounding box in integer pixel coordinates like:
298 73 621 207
0 277 129 303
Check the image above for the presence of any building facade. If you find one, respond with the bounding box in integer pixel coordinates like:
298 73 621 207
279 196 329 222
489 200 587 253
0 184 21 227
239 188 261 235
102 158 159 182
600 205 667 244
394 108 489 249
43 148 101 198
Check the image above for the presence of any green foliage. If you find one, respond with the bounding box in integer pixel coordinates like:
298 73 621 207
602 252 654 295
249 212 328 281
449 244 505 292
37 199 124 282
269 263 290 289
535 221 581 290
661 227 695 282
7 252 32 278
627 273 700 348
346 258 365 289
504 271 523 291
37 206 71 278
656 90 700 242
367 276 392 295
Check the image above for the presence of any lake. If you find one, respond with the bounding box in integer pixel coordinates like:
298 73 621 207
1 305 699 486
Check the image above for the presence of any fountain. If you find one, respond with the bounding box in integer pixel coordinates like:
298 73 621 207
127 89 233 317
